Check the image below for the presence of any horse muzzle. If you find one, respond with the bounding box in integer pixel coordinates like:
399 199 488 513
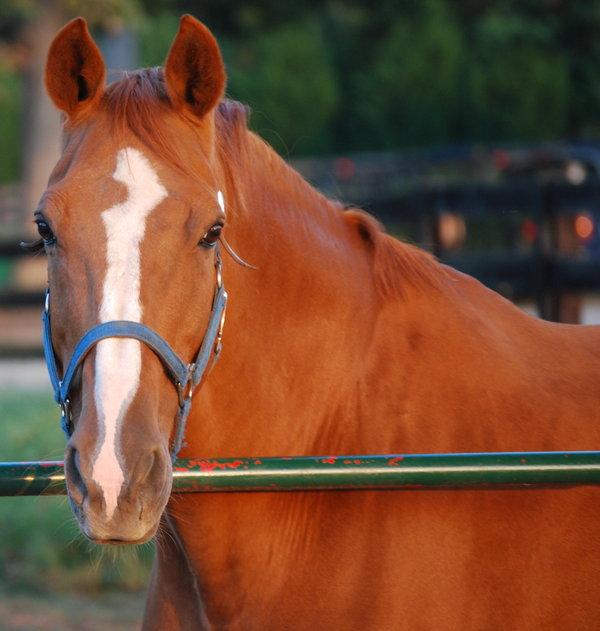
64 441 172 544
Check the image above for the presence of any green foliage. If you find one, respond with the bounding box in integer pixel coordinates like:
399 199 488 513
138 11 180 67
0 67 21 182
0 391 152 593
59 0 142 25
352 0 465 148
137 1 587 153
465 11 568 142
0 0 142 32
3 1 600 168
139 13 340 155
225 20 339 156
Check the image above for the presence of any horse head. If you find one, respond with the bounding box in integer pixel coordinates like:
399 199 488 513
40 15 228 543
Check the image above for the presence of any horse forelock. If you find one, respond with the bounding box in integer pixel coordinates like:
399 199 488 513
64 67 250 182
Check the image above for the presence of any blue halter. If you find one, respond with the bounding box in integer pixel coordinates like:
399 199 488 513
42 248 227 461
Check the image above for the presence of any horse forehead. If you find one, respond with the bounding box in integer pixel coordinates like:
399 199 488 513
50 142 213 230
54 147 169 215
94 149 169 266
112 146 157 182
110 147 168 205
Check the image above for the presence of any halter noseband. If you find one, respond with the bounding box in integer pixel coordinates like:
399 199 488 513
42 247 227 461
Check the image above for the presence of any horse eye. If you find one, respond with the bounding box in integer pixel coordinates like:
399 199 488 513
35 219 55 244
199 224 223 248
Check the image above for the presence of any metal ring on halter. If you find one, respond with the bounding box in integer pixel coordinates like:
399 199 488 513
176 363 196 407
214 304 227 358
215 250 223 289
60 397 70 419
60 397 72 435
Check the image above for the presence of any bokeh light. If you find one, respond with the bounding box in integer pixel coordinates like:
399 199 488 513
575 213 594 241
438 212 466 250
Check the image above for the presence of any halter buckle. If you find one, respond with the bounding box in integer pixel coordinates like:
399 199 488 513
214 295 227 359
60 398 72 436
215 250 223 289
176 364 195 407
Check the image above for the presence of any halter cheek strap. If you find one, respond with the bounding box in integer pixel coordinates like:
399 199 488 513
42 248 227 461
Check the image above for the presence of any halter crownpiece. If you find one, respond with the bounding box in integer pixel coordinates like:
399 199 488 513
42 246 227 461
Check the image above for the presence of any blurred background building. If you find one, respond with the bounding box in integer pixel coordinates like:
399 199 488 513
2 0 600 627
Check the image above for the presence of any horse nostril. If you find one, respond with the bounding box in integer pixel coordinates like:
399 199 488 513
144 449 167 489
65 446 86 505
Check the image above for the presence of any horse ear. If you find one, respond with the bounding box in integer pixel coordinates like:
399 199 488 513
45 17 106 117
164 15 226 119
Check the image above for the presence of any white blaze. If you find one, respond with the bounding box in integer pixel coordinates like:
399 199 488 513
93 148 167 520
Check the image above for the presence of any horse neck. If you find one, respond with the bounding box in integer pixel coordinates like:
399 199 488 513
185 127 582 460
359 261 600 453
185 131 380 457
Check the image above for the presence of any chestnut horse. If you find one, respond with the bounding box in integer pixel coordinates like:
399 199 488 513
38 15 599 630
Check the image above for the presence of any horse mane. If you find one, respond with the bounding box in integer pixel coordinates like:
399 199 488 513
343 209 448 297
90 67 445 298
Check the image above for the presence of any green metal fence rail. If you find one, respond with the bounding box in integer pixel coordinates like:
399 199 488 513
2 451 600 496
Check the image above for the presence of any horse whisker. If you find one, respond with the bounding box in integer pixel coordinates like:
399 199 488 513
219 234 258 269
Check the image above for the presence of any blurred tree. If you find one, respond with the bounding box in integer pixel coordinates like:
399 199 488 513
139 11 340 155
351 0 465 148
535 2 600 137
138 12 180 67
452 0 600 140
140 0 325 35
13 0 64 229
0 64 22 183
1 0 600 177
465 10 568 142
0 0 140 233
225 20 339 156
